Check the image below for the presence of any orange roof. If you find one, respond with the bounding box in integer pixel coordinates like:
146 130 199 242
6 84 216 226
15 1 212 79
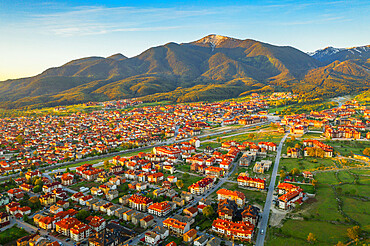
217 188 245 201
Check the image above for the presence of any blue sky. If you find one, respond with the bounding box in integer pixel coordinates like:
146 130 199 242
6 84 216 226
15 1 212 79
0 0 369 80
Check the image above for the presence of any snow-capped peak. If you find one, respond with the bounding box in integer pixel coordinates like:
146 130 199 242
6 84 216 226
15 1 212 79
308 45 370 57
195 34 235 51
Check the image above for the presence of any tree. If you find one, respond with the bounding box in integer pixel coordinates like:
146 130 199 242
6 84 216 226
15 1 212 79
104 160 110 169
76 210 90 221
347 225 361 240
216 137 221 143
176 180 184 189
34 178 43 186
15 135 24 144
23 214 30 222
294 143 301 149
64 152 70 159
33 185 42 193
363 148 370 156
19 171 24 177
307 232 317 243
335 241 345 246
203 205 214 218
311 179 318 187
280 170 286 180
183 172 190 179
248 133 255 139
291 136 296 141
66 167 71 173
290 168 300 176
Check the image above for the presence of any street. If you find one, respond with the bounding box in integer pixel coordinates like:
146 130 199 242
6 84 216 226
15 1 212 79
255 133 288 246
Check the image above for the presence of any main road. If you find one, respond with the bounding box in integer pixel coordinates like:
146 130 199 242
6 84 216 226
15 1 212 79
255 133 288 246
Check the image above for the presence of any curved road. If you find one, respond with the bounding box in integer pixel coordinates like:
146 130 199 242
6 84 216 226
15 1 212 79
256 133 288 246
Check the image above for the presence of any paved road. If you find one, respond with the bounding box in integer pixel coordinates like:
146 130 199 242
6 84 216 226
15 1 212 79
256 133 288 246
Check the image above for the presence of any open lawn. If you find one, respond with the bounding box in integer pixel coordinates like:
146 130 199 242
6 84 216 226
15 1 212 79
0 226 29 245
358 175 370 185
340 183 370 197
198 141 221 149
315 172 339 185
350 169 370 175
324 140 370 156
70 181 99 191
342 197 370 231
337 171 355 183
221 129 284 144
279 157 335 172
174 173 203 191
305 185 345 222
301 132 324 139
266 220 349 246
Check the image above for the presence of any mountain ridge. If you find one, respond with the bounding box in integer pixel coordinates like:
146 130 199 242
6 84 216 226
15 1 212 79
0 35 369 109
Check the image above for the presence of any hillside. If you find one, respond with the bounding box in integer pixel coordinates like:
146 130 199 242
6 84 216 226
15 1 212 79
0 35 369 109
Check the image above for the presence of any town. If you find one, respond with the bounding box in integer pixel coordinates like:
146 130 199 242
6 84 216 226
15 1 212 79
0 92 369 246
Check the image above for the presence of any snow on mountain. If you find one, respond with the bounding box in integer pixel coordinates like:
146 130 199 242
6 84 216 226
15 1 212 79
309 45 370 64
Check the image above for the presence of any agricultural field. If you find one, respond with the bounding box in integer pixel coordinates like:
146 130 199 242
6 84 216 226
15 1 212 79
221 127 285 144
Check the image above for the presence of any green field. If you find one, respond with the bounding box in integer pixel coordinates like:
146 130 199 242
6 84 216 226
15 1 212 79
279 157 335 172
266 220 349 246
221 128 284 144
268 167 370 245
342 197 370 231
324 140 370 156
0 226 30 245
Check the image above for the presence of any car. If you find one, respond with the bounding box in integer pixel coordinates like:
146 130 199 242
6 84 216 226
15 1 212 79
260 229 264 235
66 239 70 242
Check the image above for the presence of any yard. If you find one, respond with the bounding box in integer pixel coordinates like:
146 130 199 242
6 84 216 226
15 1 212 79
70 181 99 191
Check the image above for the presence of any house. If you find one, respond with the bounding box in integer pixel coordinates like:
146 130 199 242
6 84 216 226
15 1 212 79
7 188 24 201
140 215 155 229
145 231 161 245
237 174 265 190
217 199 237 221
194 234 209 246
302 171 313 179
50 205 63 214
0 212 10 228
188 177 214 195
242 204 260 225
131 212 145 226
148 201 172 217
163 217 190 235
39 216 55 230
287 148 301 158
40 193 56 206
106 190 119 201
70 222 91 242
216 188 245 207
55 217 80 237
61 173 74 186
277 183 305 210
107 204 121 216
152 226 169 240
0 194 10 206
79 195 93 206
183 228 197 242
183 206 198 217
87 216 106 232
128 194 153 212
212 219 254 242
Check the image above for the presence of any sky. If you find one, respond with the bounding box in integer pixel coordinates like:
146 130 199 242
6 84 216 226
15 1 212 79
0 0 369 81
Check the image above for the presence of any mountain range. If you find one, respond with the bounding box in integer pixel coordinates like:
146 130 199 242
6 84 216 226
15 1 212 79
1 34 369 109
